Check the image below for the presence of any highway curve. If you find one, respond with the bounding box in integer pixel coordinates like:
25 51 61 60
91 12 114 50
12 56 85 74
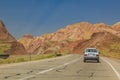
0 54 120 80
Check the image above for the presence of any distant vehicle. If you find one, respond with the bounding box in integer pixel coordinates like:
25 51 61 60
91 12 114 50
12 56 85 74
83 48 99 62
0 54 9 59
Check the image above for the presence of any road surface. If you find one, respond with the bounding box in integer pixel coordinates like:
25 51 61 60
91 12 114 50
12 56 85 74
0 54 120 80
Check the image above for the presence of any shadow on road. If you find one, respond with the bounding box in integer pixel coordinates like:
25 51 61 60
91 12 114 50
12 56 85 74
84 60 101 63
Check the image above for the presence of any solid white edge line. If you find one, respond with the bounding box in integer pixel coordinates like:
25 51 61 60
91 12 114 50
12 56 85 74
103 58 120 80
19 56 81 80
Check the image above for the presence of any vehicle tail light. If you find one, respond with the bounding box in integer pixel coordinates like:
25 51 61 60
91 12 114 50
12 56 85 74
96 54 99 56
84 54 87 56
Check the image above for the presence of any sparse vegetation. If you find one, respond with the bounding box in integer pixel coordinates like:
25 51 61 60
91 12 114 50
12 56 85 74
0 44 11 54
100 43 120 59
100 48 110 57
61 50 71 55
0 53 59 64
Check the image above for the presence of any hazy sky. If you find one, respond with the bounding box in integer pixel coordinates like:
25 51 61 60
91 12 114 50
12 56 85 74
0 0 120 39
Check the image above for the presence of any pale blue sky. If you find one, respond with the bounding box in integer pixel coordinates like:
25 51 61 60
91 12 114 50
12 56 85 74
0 0 120 39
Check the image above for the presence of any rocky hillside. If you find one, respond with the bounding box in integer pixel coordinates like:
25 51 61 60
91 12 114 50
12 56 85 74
73 32 120 58
19 22 120 57
112 22 120 31
50 22 117 41
0 20 15 42
0 20 27 55
73 32 120 52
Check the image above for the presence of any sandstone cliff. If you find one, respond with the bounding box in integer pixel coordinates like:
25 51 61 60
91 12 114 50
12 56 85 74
0 20 27 55
18 22 120 55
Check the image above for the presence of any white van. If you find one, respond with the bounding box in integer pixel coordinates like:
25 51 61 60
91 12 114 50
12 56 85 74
83 48 99 62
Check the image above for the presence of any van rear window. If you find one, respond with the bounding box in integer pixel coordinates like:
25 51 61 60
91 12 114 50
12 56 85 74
86 49 97 52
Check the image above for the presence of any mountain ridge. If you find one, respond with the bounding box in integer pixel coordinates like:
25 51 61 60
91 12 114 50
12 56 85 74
0 20 27 55
0 20 15 42
19 22 120 58
1 20 120 59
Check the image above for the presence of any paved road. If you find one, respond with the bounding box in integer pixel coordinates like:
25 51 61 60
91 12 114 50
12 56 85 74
0 54 120 80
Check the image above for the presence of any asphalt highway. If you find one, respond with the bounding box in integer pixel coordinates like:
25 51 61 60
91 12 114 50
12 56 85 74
0 54 120 80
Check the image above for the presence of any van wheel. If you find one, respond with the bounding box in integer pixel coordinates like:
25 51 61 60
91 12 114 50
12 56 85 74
84 59 86 62
97 59 99 63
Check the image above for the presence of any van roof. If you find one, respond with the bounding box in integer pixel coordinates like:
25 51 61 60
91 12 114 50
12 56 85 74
85 48 97 49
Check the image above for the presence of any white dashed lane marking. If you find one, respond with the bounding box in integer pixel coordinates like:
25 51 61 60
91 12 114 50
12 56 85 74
19 58 81 80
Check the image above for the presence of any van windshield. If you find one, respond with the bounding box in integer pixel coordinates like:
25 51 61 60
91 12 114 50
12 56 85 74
86 49 97 52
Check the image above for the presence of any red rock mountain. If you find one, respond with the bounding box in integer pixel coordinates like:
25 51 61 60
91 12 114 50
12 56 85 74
0 20 27 55
19 22 120 56
0 20 15 41
73 32 120 52
112 22 120 31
